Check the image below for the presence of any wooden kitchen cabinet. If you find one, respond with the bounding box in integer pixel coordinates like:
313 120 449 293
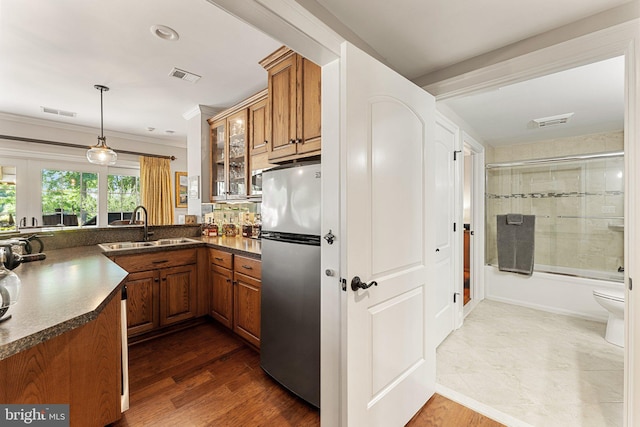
249 97 268 155
260 46 321 162
0 294 122 426
160 264 198 326
209 109 249 201
209 90 272 201
233 255 262 348
125 270 159 336
112 248 198 338
248 95 274 197
210 248 234 328
208 248 262 348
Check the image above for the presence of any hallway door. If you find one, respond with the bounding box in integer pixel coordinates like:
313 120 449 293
433 115 458 346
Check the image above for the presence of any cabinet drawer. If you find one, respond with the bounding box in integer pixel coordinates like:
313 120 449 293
210 248 233 269
234 255 261 280
113 248 197 272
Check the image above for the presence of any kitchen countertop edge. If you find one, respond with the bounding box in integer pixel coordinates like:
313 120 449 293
0 246 127 361
0 237 261 360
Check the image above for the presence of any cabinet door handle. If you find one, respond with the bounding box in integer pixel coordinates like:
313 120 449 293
264 140 268 144
214 257 224 261
226 278 231 283
242 265 253 270
296 138 302 144
289 139 296 144
152 260 169 264
154 278 159 283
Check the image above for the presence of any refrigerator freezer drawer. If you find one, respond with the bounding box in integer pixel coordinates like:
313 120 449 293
260 237 320 408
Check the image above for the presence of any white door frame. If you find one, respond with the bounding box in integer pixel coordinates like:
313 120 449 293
461 132 485 317
205 2 639 424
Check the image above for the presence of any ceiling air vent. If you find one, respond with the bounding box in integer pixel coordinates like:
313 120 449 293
169 67 201 83
40 106 76 118
530 112 574 128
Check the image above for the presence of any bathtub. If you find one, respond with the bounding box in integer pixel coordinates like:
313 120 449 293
485 264 624 322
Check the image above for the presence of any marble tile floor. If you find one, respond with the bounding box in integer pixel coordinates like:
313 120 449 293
436 299 624 427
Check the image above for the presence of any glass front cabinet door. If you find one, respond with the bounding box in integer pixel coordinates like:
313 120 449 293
227 110 248 199
210 119 226 201
209 110 249 201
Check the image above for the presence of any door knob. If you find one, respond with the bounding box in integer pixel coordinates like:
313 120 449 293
351 276 378 291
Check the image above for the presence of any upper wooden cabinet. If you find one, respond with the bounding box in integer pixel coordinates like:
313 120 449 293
209 109 249 201
249 98 268 155
208 90 270 201
260 47 321 162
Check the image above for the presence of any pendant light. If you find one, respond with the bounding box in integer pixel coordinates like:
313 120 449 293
86 84 117 165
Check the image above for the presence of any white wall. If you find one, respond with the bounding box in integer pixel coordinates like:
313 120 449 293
0 113 188 224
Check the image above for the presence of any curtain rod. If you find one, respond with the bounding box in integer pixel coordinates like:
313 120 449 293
485 150 623 169
0 134 177 161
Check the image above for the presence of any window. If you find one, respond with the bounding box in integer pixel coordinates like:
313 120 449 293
0 166 17 231
41 169 98 226
0 156 143 231
107 174 140 224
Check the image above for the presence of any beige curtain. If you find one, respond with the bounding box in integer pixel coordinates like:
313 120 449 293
139 156 174 225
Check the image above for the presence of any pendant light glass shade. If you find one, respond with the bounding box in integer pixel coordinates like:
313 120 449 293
87 85 117 165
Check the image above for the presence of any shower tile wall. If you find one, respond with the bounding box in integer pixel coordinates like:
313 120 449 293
486 131 624 274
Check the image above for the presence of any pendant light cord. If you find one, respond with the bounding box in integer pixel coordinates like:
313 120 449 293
100 87 104 141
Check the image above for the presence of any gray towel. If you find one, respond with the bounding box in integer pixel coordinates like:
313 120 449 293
497 214 535 276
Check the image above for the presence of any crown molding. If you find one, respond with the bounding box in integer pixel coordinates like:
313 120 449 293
0 112 186 148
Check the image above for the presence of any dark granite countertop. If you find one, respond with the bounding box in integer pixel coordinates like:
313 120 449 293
0 246 128 360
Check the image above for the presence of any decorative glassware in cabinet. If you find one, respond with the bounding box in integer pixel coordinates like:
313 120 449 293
210 120 226 200
227 110 247 197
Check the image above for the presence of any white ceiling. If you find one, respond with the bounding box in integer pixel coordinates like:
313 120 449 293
0 0 633 148
0 0 281 143
315 0 633 79
440 55 625 146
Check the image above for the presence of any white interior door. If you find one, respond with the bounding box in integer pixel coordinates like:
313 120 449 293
341 42 436 426
433 116 458 345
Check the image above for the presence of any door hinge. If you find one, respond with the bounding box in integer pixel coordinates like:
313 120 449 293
453 222 457 232
453 150 462 161
630 277 633 291
340 277 347 292
454 292 461 303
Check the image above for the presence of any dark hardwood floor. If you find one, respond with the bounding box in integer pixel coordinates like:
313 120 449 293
111 320 503 427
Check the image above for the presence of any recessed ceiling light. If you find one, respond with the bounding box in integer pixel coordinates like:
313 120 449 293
165 130 175 134
150 25 179 41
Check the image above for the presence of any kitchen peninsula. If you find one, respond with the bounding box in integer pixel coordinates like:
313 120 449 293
0 228 262 427
0 245 127 426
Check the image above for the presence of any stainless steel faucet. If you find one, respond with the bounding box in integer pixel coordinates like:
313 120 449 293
130 205 151 241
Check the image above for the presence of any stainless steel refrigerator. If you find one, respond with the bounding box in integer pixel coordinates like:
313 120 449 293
260 161 321 408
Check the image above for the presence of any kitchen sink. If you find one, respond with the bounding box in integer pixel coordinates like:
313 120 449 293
98 237 201 252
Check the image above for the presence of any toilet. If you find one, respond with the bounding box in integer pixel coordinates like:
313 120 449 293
593 288 625 347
